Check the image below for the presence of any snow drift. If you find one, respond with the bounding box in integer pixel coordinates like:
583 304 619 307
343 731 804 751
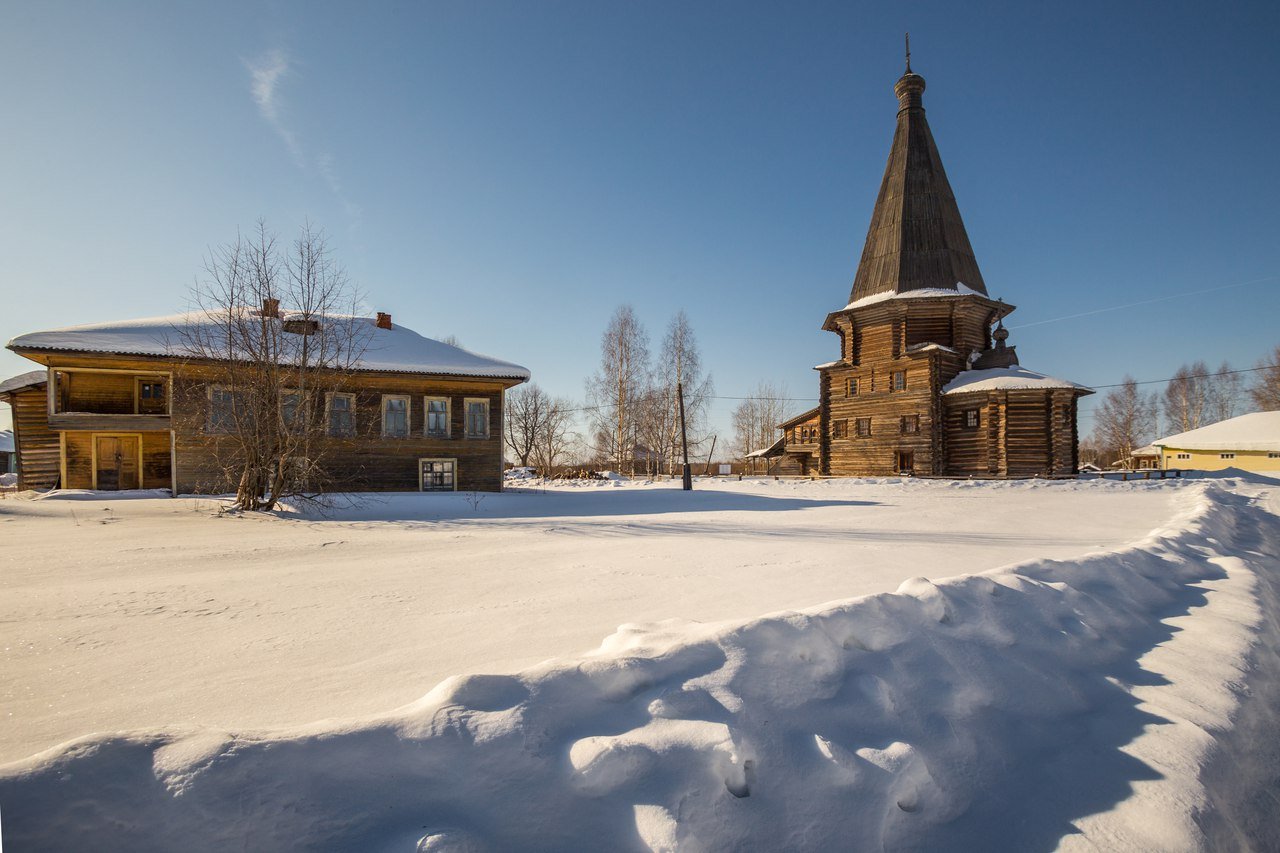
1 481 1278 852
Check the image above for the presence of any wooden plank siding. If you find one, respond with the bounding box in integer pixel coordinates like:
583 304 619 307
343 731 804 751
3 385 61 490
8 352 519 494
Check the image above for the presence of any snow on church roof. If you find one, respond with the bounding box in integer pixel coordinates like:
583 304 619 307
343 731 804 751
7 312 531 381
942 365 1092 395
842 283 988 312
1152 411 1280 452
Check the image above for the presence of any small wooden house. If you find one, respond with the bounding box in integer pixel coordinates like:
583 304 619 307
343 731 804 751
782 61 1091 477
4 310 529 493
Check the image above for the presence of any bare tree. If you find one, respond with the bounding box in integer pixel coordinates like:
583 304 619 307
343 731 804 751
643 311 714 475
1091 376 1159 466
731 381 790 473
505 384 549 467
177 221 369 511
585 306 651 474
1162 361 1209 433
532 395 577 474
1248 344 1280 411
1205 361 1243 423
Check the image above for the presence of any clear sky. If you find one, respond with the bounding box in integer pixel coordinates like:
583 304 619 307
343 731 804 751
2 0 1278 446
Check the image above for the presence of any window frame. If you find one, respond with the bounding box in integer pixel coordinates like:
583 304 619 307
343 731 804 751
419 457 457 492
134 377 168 414
1219 453 1236 460
963 408 980 430
381 394 411 439
463 397 490 440
900 414 920 435
280 387 311 433
832 419 848 439
424 396 452 439
891 370 906 392
855 417 872 438
325 391 356 438
206 384 241 434
847 377 859 397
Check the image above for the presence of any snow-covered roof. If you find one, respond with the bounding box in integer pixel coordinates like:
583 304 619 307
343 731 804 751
0 430 13 454
745 436 785 458
1131 445 1160 457
842 283 987 312
1152 411 1280 452
0 370 46 395
7 312 531 381
813 360 843 370
942 365 1092 395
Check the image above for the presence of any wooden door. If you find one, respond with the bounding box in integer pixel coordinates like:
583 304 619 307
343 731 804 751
96 436 139 490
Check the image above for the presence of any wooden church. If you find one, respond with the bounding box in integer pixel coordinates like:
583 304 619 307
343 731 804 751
769 58 1091 478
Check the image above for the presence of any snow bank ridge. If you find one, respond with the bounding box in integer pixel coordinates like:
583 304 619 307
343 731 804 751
1 482 1278 852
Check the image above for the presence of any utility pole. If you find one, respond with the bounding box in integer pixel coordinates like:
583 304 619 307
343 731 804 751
678 382 692 490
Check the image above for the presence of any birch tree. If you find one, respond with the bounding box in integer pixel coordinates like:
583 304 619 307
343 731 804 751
1161 361 1208 433
1205 361 1242 423
1091 376 1158 465
178 221 369 510
586 306 651 474
732 381 790 473
1248 345 1280 411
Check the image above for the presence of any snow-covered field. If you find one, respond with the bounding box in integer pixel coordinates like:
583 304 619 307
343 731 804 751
1 475 1278 851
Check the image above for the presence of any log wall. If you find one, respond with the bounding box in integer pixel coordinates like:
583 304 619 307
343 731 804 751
4 385 60 490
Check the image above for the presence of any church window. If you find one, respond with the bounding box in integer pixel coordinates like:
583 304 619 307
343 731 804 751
900 414 919 434
963 409 980 429
847 377 859 396
891 371 906 392
855 417 872 437
832 419 848 439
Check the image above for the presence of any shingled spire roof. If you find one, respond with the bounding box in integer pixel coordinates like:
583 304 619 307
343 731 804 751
848 62 988 304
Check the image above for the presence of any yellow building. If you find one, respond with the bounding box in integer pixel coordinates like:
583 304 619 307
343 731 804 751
1153 411 1280 473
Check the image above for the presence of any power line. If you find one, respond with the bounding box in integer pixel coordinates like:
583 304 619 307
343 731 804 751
1009 274 1278 330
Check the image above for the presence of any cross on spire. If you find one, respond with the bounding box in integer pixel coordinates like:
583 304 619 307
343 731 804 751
905 32 911 73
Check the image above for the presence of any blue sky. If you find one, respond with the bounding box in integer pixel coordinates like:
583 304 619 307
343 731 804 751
2 0 1278 444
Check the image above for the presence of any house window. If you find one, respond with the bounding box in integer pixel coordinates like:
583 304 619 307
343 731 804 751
901 414 919 434
281 389 308 432
425 397 451 438
847 377 859 396
382 395 410 438
464 398 490 439
963 409 980 429
1220 453 1235 460
207 386 241 433
420 458 456 491
855 417 872 437
891 370 906 392
137 379 166 414
832 419 848 439
1175 453 1191 460
326 393 355 437
1270 452 1280 459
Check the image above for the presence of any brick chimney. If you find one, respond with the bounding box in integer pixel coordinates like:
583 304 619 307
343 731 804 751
262 298 280 318
376 312 393 330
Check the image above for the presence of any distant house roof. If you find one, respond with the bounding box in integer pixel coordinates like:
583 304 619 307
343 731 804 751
745 436 786 459
0 370 47 396
1131 445 1160 457
942 365 1093 396
7 312 530 381
1152 411 1280 452
778 407 820 429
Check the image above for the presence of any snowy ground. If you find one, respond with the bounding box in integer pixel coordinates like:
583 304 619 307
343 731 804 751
0 477 1173 764
1 475 1278 851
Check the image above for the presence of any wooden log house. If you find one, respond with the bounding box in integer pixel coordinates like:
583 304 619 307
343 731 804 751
776 60 1092 477
3 310 529 493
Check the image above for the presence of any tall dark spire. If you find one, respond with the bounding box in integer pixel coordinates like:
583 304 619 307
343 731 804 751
847 59 987 304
